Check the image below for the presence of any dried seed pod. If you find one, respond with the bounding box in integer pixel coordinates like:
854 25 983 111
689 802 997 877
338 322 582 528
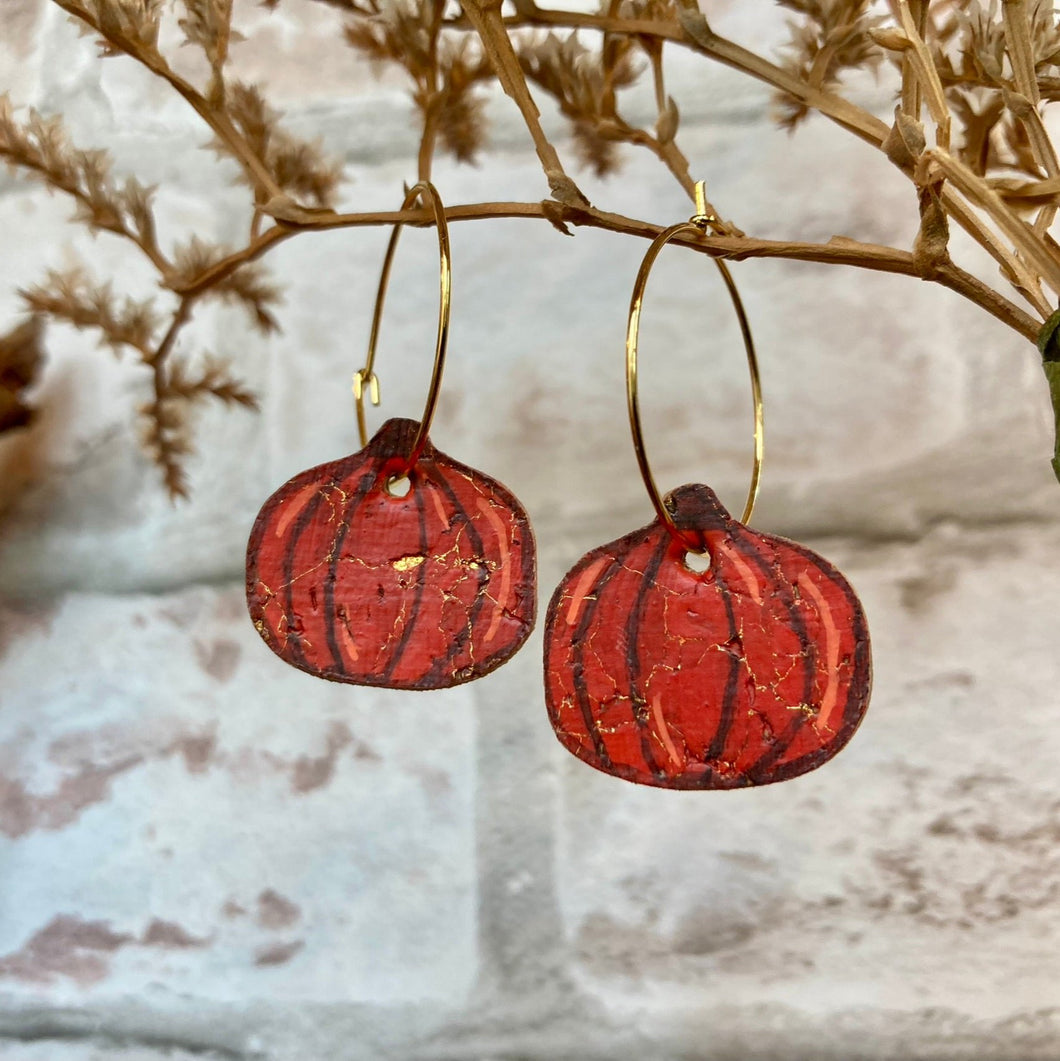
247 417 536 689
544 483 871 788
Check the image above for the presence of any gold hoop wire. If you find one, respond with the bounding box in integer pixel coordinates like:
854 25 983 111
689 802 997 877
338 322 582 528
626 184 764 550
353 180 451 472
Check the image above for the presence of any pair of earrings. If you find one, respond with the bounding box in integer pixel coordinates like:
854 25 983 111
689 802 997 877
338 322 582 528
246 181 872 790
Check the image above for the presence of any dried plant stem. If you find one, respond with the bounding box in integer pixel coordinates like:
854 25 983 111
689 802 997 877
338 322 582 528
941 192 1052 318
49 0 283 203
459 0 588 205
479 9 1050 317
1 141 171 276
503 9 892 146
1002 0 1060 235
417 99 441 183
145 297 194 497
895 0 925 118
166 200 1037 340
937 181 1051 315
149 298 193 369
644 49 695 200
931 150 1060 295
1003 0 1043 104
896 0 951 150
417 0 444 182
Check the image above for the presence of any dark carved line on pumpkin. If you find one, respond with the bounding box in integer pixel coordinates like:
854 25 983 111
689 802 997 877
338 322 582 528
379 471 431 682
789 538 870 738
279 475 346 670
624 532 671 782
511 483 537 625
427 459 537 674
783 538 871 734
757 539 871 783
245 508 269 633
419 463 490 683
469 473 536 649
705 553 742 770
728 533 818 782
561 534 647 770
322 468 380 676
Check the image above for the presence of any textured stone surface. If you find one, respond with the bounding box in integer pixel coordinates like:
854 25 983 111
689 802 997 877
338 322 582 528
1 1 1059 1058
0 586 478 1012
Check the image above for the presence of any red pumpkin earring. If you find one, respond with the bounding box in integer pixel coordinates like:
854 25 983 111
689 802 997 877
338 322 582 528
544 182 871 788
246 182 536 689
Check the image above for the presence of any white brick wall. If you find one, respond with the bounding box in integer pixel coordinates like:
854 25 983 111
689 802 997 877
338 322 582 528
1 2 1059 1058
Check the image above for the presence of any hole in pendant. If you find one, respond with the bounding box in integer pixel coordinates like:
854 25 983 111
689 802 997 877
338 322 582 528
683 549 711 574
386 474 412 498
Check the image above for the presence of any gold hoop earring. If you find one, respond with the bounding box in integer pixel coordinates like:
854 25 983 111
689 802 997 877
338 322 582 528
353 180 450 472
544 182 872 789
247 181 537 690
626 181 763 538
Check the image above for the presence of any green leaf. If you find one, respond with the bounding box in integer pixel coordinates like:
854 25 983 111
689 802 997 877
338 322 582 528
1037 308 1060 361
1038 311 1060 483
1044 360 1060 484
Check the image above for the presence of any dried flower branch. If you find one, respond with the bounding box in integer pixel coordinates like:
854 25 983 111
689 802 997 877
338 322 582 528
171 238 282 334
0 97 168 272
343 0 495 173
50 0 284 199
517 30 639 175
774 0 884 130
140 299 196 501
179 0 241 100
5 0 1060 495
224 82 343 208
20 267 161 357
165 355 260 409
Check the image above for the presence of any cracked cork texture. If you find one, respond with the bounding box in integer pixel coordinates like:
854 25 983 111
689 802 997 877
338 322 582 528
545 484 871 788
246 417 537 689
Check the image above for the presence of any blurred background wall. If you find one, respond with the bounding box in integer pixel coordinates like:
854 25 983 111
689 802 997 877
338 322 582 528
1 1 1059 1058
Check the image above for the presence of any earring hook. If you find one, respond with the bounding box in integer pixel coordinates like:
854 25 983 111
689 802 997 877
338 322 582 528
625 180 764 550
353 180 452 472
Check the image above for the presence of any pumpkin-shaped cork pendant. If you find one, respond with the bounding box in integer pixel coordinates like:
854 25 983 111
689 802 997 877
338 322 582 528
544 484 871 788
247 417 536 689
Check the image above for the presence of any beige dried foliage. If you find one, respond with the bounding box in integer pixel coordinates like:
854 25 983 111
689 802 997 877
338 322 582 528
179 0 242 76
343 0 494 162
774 0 884 129
67 0 164 56
223 82 342 207
20 268 161 357
518 31 639 175
165 355 259 409
172 238 282 334
903 1 1060 180
139 394 194 499
0 97 161 258
5 0 1060 494
435 38 495 162
616 0 678 24
140 353 259 499
344 0 436 70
